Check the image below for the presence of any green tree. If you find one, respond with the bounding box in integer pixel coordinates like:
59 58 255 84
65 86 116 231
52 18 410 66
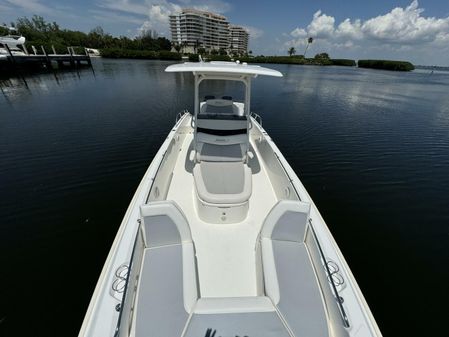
288 47 296 56
304 37 313 57
314 53 330 60
156 37 171 51
0 26 8 35
9 16 172 55
314 52 331 65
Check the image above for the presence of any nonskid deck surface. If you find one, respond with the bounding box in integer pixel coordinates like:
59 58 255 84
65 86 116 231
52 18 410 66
166 132 278 297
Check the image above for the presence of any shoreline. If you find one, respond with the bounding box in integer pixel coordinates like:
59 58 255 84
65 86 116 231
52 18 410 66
100 51 416 72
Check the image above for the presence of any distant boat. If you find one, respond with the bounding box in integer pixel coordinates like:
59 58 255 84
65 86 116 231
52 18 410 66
79 61 382 337
0 27 26 56
85 48 101 57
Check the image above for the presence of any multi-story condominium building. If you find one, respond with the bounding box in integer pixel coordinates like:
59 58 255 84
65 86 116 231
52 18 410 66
169 9 250 55
230 25 249 55
169 9 230 54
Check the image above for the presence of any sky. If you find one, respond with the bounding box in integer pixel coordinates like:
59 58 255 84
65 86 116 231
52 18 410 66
1 0 449 65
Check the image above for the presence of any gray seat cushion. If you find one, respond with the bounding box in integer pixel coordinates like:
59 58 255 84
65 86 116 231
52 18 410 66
195 132 247 162
260 200 330 337
198 143 244 162
193 162 252 204
270 240 329 337
135 246 189 337
135 201 199 337
140 201 192 248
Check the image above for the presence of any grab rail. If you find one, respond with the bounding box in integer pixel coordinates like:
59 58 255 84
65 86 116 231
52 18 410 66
175 109 189 124
111 264 129 294
250 112 262 126
114 225 140 337
309 220 350 327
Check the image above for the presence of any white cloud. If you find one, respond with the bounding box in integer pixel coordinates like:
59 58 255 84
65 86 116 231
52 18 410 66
336 18 363 40
5 0 57 14
4 0 80 18
176 0 231 14
361 0 449 44
307 10 335 38
283 1 449 63
89 9 144 25
138 3 181 36
95 0 231 36
243 25 263 39
97 0 148 16
290 27 307 38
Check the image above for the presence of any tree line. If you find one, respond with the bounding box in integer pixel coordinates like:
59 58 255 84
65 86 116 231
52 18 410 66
1 16 171 54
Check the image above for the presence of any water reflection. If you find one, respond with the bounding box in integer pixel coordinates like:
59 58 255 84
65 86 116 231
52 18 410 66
0 60 448 337
0 66 97 106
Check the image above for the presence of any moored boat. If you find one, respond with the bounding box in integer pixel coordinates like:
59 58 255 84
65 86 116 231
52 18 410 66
0 27 26 56
79 61 382 337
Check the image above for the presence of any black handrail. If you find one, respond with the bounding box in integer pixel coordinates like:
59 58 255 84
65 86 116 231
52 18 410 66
114 226 140 337
309 220 350 327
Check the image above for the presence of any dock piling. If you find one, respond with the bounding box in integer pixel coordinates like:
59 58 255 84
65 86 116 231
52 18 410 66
41 46 52 69
1 45 93 76
4 44 28 87
67 47 75 67
84 48 95 75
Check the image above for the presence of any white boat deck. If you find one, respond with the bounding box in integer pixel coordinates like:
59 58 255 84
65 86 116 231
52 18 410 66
167 132 278 297
78 62 381 337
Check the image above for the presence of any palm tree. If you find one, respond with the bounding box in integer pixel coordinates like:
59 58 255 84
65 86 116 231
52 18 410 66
181 40 188 54
304 37 313 57
288 47 296 56
194 39 199 53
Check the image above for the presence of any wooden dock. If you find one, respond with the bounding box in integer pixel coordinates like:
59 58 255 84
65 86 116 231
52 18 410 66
0 54 91 67
0 46 93 73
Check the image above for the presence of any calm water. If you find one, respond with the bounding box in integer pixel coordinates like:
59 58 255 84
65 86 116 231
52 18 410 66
1 60 448 337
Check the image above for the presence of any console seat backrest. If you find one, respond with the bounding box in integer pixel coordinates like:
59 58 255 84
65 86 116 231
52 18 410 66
195 132 247 163
134 201 198 337
198 100 247 132
196 116 248 132
200 99 238 115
